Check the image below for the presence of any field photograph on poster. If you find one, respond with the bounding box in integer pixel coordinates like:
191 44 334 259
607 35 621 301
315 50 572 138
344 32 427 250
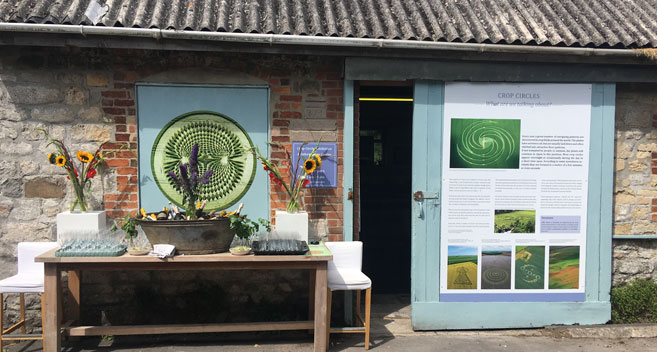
447 246 478 289
515 246 545 289
450 118 521 169
481 246 512 289
549 246 580 289
494 210 536 233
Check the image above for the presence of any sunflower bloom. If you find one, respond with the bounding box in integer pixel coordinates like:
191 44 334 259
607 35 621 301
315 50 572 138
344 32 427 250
314 154 322 167
140 208 147 218
76 151 93 163
55 155 66 167
47 153 56 164
304 158 317 174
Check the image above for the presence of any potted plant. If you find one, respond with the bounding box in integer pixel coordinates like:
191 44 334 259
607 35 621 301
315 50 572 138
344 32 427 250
250 141 322 242
39 128 130 241
229 215 270 255
110 214 150 255
137 143 267 254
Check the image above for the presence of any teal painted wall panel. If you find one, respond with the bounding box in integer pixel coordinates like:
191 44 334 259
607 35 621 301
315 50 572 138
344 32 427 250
136 84 269 220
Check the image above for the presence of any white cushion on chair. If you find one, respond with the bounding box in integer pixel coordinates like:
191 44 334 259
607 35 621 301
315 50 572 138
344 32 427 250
0 242 58 294
328 268 371 291
0 273 44 293
325 241 372 291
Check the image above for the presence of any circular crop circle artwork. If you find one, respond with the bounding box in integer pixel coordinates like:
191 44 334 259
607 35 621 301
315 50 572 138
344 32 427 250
151 111 256 211
449 118 521 169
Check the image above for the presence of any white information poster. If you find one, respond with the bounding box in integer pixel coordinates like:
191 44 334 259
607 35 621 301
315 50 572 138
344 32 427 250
439 83 592 302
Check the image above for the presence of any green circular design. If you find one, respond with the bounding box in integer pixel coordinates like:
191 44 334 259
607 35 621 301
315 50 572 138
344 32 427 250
151 111 256 211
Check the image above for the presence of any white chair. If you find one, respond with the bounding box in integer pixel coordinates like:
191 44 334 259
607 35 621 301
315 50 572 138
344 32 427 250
0 242 58 352
325 241 372 350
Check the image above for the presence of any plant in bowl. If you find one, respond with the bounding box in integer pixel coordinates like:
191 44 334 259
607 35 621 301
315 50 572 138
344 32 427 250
229 216 270 255
110 214 150 255
135 143 270 255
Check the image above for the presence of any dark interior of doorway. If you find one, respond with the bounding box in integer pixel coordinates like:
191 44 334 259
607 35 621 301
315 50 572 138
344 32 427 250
358 84 413 294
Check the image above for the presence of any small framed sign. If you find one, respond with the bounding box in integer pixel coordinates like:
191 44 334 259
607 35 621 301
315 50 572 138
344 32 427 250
292 142 338 188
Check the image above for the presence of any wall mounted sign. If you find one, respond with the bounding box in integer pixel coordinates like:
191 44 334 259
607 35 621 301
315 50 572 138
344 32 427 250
151 110 256 211
292 142 338 188
440 83 592 302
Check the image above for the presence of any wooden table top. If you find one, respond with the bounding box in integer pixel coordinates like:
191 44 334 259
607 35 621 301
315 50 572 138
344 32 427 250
35 243 333 263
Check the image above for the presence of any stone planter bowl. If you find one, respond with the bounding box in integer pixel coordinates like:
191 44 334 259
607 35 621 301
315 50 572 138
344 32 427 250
138 217 235 255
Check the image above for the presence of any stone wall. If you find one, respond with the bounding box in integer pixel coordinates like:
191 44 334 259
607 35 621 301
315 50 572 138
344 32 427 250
612 83 657 285
0 46 345 329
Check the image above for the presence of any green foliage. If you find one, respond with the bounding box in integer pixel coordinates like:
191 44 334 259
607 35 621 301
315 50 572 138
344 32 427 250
611 279 657 323
229 215 271 240
110 214 139 242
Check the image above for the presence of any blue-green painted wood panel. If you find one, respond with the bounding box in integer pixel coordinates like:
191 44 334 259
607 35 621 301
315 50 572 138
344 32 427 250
411 81 429 303
343 80 354 242
136 84 269 220
598 83 616 303
411 82 614 330
413 302 610 330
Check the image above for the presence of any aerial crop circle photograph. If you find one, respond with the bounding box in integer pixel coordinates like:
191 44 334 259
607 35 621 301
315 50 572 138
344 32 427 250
450 118 521 169
447 246 478 290
515 246 545 289
549 246 580 289
481 246 512 290
494 209 536 234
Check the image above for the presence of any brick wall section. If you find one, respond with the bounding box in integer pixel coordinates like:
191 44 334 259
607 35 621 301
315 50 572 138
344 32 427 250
100 72 139 218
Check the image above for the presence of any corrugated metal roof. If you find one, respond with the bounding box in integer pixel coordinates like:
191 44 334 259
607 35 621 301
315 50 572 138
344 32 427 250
1 0 656 49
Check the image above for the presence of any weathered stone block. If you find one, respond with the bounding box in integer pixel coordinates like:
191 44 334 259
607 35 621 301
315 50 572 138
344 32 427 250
615 159 625 171
613 223 633 235
21 122 46 141
290 131 337 142
71 124 111 142
31 106 74 122
7 85 62 104
0 106 24 121
633 221 657 234
638 142 657 152
614 204 631 221
616 141 632 159
78 106 104 121
0 121 19 139
631 206 650 220
8 199 41 221
86 73 109 87
24 177 65 199
65 87 87 105
1 141 32 155
19 160 39 175
629 160 648 171
290 119 337 131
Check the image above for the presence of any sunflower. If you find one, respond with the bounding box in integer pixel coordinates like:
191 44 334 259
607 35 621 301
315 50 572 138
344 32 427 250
314 154 322 167
304 158 317 174
76 151 93 163
55 155 66 167
47 153 56 164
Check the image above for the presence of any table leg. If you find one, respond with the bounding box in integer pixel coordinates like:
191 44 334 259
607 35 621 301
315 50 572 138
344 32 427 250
313 262 328 352
308 270 316 321
67 270 81 324
43 264 61 352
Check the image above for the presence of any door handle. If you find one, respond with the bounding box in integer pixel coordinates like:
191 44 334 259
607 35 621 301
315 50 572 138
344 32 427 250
414 191 439 219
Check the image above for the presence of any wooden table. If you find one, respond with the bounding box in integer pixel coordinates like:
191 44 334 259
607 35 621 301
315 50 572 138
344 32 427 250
35 245 332 352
